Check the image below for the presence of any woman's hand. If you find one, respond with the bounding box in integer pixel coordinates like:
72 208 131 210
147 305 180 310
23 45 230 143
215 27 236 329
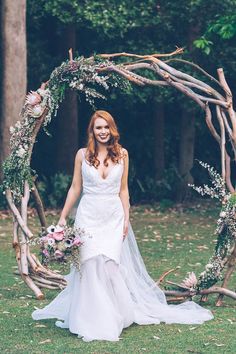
123 219 129 240
57 217 67 227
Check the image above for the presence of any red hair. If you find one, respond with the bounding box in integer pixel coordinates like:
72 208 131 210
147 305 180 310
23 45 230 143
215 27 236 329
86 110 124 167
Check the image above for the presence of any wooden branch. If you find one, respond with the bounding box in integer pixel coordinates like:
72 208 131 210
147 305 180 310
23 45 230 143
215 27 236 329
157 267 180 285
195 95 228 108
216 242 236 306
126 62 225 101
152 63 206 109
225 152 235 193
21 274 44 299
30 253 66 280
32 281 65 290
6 189 33 238
31 181 47 228
164 286 236 300
217 68 236 144
12 218 22 274
27 108 49 158
205 104 221 143
30 274 66 287
164 58 222 89
220 108 233 137
69 48 73 61
103 64 168 86
19 181 30 275
94 47 184 60
152 57 220 94
216 106 226 180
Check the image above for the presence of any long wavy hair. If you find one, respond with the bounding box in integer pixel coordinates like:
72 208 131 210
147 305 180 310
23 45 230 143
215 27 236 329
86 110 123 168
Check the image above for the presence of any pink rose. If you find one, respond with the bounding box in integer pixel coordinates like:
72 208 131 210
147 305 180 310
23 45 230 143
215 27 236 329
52 231 64 241
54 250 64 259
72 237 82 246
42 249 49 257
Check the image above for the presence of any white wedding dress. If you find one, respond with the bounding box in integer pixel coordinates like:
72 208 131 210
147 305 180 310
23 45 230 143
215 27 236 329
32 151 213 341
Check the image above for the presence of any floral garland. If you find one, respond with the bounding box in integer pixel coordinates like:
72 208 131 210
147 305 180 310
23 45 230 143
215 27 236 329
179 161 236 291
1 56 130 202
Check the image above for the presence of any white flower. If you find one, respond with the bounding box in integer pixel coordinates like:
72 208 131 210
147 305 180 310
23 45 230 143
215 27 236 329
220 211 226 218
47 238 55 246
69 81 77 88
46 224 64 234
16 146 26 158
47 225 56 234
205 264 213 270
9 126 15 134
78 84 84 90
65 239 73 248
15 121 21 129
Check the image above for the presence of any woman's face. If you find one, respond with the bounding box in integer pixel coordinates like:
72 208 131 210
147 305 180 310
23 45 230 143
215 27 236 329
93 117 111 144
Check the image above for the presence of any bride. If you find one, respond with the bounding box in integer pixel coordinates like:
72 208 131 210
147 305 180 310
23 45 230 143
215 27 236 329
32 110 213 342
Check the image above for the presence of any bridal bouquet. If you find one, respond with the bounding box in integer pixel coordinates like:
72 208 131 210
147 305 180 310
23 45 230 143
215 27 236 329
39 224 88 270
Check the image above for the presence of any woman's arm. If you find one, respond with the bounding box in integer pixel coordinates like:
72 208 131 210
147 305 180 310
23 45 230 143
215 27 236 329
58 149 83 226
119 148 130 238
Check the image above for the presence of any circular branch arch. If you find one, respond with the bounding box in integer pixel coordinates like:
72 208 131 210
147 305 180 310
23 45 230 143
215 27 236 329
2 48 236 303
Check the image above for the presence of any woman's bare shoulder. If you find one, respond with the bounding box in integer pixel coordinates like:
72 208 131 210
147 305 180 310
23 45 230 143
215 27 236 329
121 147 129 158
75 148 87 162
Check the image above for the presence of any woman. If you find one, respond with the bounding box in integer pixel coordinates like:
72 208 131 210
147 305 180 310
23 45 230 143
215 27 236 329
32 110 213 342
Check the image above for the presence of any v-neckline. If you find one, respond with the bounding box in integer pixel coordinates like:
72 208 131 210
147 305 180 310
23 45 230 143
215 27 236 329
82 158 118 181
93 162 118 181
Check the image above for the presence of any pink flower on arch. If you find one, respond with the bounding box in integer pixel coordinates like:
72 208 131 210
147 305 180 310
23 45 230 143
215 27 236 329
26 91 41 106
180 272 198 289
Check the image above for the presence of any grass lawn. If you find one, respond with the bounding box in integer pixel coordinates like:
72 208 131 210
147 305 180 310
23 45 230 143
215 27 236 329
0 201 235 354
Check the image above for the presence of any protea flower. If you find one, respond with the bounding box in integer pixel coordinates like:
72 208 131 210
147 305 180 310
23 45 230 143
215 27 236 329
180 272 198 289
26 91 41 106
29 104 44 118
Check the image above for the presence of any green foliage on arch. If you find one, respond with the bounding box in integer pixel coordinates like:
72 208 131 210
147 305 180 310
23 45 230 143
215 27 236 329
1 56 130 201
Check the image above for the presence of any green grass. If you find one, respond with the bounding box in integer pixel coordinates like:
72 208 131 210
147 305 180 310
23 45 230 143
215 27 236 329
0 202 235 354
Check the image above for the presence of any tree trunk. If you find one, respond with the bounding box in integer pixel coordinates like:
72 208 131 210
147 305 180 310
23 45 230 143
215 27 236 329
176 110 195 202
55 24 79 174
175 23 200 202
0 0 27 180
153 101 165 180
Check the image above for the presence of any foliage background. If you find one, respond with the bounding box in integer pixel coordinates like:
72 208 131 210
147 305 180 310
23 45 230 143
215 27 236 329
1 0 236 207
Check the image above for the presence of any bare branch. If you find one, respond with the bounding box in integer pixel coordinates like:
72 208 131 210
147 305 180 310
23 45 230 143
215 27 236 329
164 58 222 89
